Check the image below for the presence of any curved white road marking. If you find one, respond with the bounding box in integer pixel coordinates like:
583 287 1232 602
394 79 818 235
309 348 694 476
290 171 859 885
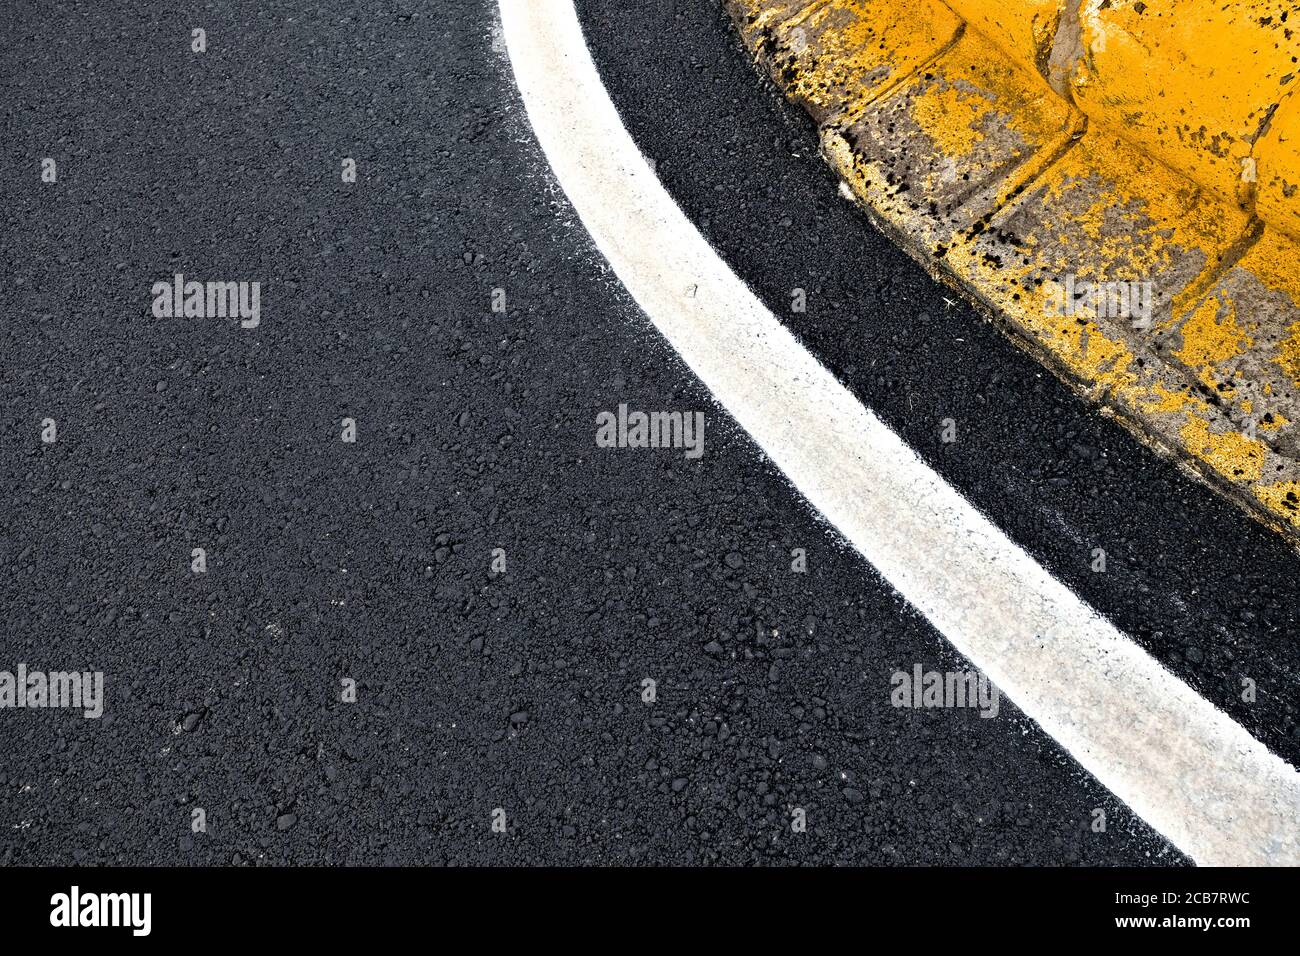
499 0 1300 866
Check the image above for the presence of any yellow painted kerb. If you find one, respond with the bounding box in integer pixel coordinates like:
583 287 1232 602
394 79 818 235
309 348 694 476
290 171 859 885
729 0 1300 546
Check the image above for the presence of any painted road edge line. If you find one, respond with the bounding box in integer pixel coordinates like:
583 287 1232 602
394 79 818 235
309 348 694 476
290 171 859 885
497 0 1300 866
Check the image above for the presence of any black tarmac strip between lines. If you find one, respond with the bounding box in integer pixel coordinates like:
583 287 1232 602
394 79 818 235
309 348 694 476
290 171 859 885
576 0 1300 765
0 0 1290 883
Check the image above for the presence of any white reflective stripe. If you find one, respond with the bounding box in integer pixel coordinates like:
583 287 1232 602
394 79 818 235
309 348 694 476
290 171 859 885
499 0 1300 866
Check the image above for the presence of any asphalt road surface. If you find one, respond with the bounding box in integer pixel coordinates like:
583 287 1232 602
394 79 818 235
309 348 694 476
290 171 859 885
2 0 1296 866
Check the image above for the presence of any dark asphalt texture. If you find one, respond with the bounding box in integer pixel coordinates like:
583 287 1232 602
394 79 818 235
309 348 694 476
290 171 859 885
0 0 1275 865
577 0 1300 767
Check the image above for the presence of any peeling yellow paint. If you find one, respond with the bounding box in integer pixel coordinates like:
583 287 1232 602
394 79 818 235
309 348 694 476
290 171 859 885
939 0 1060 81
1074 1 1300 211
1275 324 1300 386
1255 480 1300 524
1140 383 1200 416
730 0 1300 545
1256 97 1300 239
1180 417 1266 483
911 83 990 159
1233 231 1300 305
1176 295 1251 390
772 0 963 123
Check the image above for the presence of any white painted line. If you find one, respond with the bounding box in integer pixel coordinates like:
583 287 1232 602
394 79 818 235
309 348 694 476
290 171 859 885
498 0 1300 866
